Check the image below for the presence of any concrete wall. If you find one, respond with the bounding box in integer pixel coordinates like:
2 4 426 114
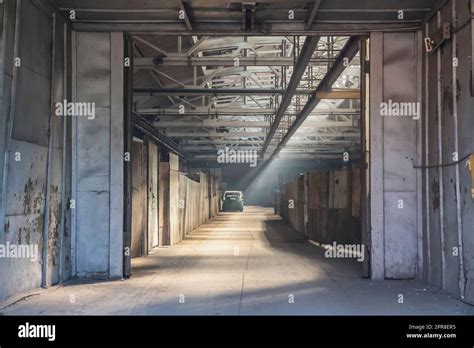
178 174 200 240
366 3 474 304
159 157 219 245
177 171 220 242
158 154 180 246
130 139 160 257
0 1 69 299
71 31 123 278
422 0 474 304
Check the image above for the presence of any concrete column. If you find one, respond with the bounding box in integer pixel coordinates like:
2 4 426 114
72 32 124 278
369 32 422 280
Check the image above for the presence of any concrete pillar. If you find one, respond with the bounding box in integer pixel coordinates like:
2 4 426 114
369 32 422 280
71 32 124 278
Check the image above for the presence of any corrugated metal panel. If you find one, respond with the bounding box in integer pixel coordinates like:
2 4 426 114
333 170 349 209
282 168 360 244
308 172 320 209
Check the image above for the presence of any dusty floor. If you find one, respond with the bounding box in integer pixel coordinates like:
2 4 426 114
1 207 473 315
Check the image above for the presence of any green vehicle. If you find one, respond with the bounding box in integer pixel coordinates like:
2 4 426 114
222 191 244 212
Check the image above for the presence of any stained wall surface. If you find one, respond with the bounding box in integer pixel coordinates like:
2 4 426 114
422 0 474 304
0 1 69 300
280 168 361 245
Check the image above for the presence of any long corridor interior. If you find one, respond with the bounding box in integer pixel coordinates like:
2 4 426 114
1 0 474 317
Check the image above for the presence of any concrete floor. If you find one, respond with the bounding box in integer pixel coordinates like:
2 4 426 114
1 207 473 315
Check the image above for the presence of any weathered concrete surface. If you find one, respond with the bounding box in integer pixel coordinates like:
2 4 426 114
1 207 473 315
370 32 421 280
0 0 58 300
423 0 474 304
73 32 124 278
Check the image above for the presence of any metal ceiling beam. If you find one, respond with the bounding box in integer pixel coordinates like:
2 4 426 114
134 87 312 96
182 145 262 151
283 141 360 146
70 22 422 35
260 35 320 157
166 131 359 138
138 108 274 116
178 0 194 31
271 36 361 159
274 132 360 138
136 107 360 116
132 36 167 56
277 154 360 159
133 114 186 158
181 140 358 147
189 153 351 160
183 140 264 145
306 0 322 30
154 120 270 128
134 56 332 67
182 144 356 151
314 89 360 99
166 132 267 138
58 3 432 12
186 36 209 56
154 120 355 128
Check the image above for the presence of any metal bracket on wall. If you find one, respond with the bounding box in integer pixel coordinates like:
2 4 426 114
424 23 451 54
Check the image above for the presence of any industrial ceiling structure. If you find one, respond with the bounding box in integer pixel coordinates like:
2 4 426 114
52 0 443 164
133 34 361 162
